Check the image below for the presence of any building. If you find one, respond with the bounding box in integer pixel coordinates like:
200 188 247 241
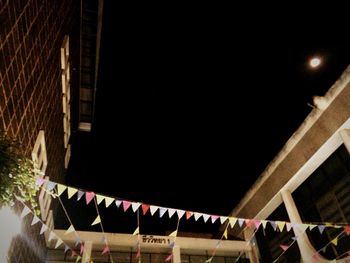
230 66 350 262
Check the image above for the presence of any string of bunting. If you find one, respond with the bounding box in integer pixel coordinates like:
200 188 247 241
35 179 350 262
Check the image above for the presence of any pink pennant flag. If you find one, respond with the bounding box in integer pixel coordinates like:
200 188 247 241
40 224 48 235
20 206 31 219
31 215 40 226
344 226 350 235
71 250 77 258
85 192 95 205
280 244 289 251
136 249 141 258
123 201 132 212
168 208 176 218
132 202 141 212
165 253 173 261
203 214 210 223
254 219 261 229
150 205 159 215
101 245 110 255
211 215 219 224
186 211 193 220
286 222 292 232
245 219 254 228
36 177 45 186
80 243 84 255
142 204 150 215
177 209 185 219
312 252 320 260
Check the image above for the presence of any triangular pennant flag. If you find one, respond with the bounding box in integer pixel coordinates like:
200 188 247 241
165 254 172 261
64 245 70 253
40 224 48 235
177 209 185 219
223 228 228 239
75 255 81 262
150 205 159 215
85 192 95 205
142 204 150 215
186 211 193 220
312 252 320 260
36 177 45 186
133 226 140 235
168 208 176 218
344 226 350 235
80 243 84 255
132 202 141 212
159 207 167 218
261 220 268 229
91 216 101 226
136 249 141 258
47 181 57 191
277 221 285 232
65 225 75 235
77 190 84 201
291 236 298 241
123 201 132 212
220 216 228 224
71 250 77 258
194 212 202 221
245 219 254 228
169 230 178 237
48 231 56 242
280 244 289 252
20 206 31 219
229 217 237 228
254 219 261 229
96 194 105 205
169 241 175 248
57 184 67 196
205 257 213 263
105 197 114 208
31 215 40 226
67 187 78 199
238 218 245 227
296 223 308 233
211 215 219 224
101 245 110 255
309 224 317 231
55 238 63 249
286 222 292 232
74 237 81 247
115 200 122 208
203 214 210 223
320 247 327 253
269 221 277 231
331 237 338 246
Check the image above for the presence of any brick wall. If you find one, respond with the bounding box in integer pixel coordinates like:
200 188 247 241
0 0 79 262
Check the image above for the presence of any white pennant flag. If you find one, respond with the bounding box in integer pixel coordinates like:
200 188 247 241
31 216 40 226
115 200 122 207
132 202 141 212
168 208 176 218
176 209 185 219
20 206 31 219
150 205 159 216
220 216 228 224
194 212 202 221
40 224 48 235
55 238 63 249
203 214 210 223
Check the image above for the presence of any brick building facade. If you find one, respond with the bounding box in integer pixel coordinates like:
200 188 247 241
0 0 79 261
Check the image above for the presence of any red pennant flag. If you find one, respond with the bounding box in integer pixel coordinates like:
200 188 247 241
123 201 131 212
85 192 95 205
101 245 110 255
142 204 150 215
165 254 173 261
344 226 350 235
71 250 77 258
186 211 193 220
280 244 289 251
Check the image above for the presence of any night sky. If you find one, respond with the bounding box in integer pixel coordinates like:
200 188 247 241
62 4 350 235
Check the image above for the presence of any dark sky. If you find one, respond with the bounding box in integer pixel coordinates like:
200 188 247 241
62 4 350 235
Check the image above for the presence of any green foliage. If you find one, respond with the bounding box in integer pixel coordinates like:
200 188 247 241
0 132 40 214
